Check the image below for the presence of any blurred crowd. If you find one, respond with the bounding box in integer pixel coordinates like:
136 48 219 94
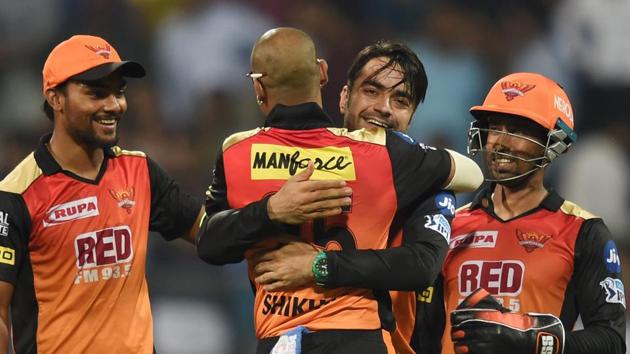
1 0 629 353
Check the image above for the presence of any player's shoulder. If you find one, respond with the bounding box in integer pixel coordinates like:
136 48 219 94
0 152 42 195
558 199 598 220
222 127 266 151
110 146 147 158
326 127 387 146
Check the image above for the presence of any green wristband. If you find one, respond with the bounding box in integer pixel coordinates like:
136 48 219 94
312 251 329 286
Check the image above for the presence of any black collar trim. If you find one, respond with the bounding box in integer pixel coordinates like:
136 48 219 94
264 103 336 129
34 133 114 184
469 185 565 213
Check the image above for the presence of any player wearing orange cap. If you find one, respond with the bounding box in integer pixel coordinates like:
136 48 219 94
415 73 626 353
0 35 204 353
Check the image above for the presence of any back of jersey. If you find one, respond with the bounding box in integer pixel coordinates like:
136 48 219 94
222 126 397 338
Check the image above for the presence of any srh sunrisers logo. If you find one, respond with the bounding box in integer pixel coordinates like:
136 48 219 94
109 187 136 214
84 44 111 59
501 81 536 101
251 144 356 181
516 229 551 253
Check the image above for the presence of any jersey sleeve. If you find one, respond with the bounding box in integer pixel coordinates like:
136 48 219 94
562 218 626 353
147 157 201 241
325 191 454 291
196 151 282 265
411 274 446 354
385 130 452 211
0 191 31 285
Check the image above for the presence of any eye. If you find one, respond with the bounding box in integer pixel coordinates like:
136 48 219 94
362 87 378 96
393 97 411 108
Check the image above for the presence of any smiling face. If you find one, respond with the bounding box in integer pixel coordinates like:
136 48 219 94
58 72 128 149
340 57 415 132
483 114 548 184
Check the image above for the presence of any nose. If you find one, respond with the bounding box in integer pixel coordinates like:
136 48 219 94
373 94 392 118
102 93 123 112
486 126 512 148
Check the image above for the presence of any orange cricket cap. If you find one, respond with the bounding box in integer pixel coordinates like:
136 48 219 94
470 72 574 131
42 35 145 94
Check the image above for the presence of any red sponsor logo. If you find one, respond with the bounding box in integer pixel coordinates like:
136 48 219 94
84 44 111 59
516 229 551 253
109 187 135 214
75 226 133 268
450 231 498 249
459 260 524 296
43 197 99 227
500 81 536 101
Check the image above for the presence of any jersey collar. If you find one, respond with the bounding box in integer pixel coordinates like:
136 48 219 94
34 133 116 177
264 103 337 130
470 185 565 213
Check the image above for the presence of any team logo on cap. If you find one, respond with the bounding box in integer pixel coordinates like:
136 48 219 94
109 187 135 214
500 81 536 101
85 44 112 59
516 229 551 253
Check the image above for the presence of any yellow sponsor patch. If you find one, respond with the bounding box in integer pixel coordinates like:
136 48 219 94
0 246 15 266
251 144 356 181
417 286 434 303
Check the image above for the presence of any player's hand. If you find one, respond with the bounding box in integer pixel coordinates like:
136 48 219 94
450 288 564 354
267 162 352 224
251 239 319 291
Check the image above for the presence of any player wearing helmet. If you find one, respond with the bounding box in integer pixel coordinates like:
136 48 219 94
414 72 626 354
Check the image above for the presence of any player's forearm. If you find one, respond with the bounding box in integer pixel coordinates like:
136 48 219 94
565 326 626 354
325 236 447 290
0 313 9 354
197 196 278 265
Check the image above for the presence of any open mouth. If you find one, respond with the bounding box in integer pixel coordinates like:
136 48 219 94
365 118 390 129
95 119 117 126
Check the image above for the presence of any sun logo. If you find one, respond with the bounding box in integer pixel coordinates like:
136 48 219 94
109 187 135 214
84 44 112 59
501 81 536 101
516 229 551 253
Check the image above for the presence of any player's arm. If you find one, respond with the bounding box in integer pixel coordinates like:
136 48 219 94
0 191 32 353
252 191 453 291
0 281 12 354
411 274 446 354
563 218 626 353
324 192 454 290
443 149 483 193
147 157 202 243
196 155 351 265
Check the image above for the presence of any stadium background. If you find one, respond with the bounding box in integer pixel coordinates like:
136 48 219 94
1 0 629 352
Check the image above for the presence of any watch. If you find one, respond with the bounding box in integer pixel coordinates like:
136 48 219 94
311 251 329 286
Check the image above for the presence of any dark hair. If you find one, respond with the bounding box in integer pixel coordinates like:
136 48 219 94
42 82 68 121
347 40 428 109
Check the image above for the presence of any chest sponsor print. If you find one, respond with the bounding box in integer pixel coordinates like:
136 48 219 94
74 226 134 284
450 231 498 249
43 196 99 227
458 260 525 296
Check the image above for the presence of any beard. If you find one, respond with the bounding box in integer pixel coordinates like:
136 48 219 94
67 120 119 150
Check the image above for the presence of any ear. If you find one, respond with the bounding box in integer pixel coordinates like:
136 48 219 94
339 85 349 115
45 88 65 114
317 58 329 87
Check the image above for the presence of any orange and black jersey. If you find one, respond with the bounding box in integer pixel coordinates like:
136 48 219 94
414 188 626 354
0 134 199 354
197 103 452 339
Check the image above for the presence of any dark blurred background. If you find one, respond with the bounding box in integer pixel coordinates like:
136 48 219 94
1 0 629 353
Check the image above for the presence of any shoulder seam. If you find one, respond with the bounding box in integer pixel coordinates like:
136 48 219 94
326 127 386 146
559 200 598 220
111 146 146 157
223 128 264 151
0 153 43 194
